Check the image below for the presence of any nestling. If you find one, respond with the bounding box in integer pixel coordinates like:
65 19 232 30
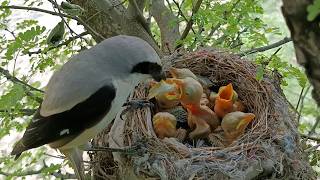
153 112 177 139
221 111 255 143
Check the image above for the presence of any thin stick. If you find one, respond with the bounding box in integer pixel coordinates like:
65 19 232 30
239 37 292 56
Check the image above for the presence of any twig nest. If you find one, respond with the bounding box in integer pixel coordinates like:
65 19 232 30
91 49 316 180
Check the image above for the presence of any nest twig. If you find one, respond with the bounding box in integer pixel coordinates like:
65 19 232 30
91 49 316 180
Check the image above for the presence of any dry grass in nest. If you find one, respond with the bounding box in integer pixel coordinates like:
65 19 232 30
91 49 316 180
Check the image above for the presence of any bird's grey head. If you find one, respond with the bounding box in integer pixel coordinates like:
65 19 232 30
87 35 165 82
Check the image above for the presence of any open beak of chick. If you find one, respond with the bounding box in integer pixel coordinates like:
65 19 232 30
153 112 177 139
148 80 181 100
235 113 255 130
214 83 236 118
221 111 255 142
168 77 203 108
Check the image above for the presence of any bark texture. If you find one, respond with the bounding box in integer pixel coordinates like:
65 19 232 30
70 0 180 56
70 0 162 55
282 0 320 106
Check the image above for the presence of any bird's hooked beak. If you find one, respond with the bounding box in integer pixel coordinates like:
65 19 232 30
151 70 166 82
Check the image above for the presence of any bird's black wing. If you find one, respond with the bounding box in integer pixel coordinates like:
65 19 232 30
11 84 116 156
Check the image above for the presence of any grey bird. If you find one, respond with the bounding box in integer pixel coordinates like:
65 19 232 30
11 35 165 179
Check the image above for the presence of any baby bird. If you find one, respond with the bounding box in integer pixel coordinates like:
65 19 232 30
169 67 198 80
171 77 220 139
153 112 177 139
148 80 180 109
187 105 220 139
233 100 245 112
214 83 236 118
221 111 255 143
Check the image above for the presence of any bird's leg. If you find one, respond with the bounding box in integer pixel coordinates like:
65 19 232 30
60 148 86 180
120 99 154 120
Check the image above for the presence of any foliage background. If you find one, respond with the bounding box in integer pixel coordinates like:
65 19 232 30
0 0 319 178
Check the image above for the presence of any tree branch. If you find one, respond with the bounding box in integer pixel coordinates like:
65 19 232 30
297 85 311 124
239 37 292 56
178 0 203 45
172 0 195 34
0 5 104 40
28 31 90 55
0 108 37 116
86 0 161 54
0 5 74 19
282 0 320 106
300 134 320 142
128 0 152 36
150 0 180 54
0 67 43 93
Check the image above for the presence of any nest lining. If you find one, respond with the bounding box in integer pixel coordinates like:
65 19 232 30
91 49 316 180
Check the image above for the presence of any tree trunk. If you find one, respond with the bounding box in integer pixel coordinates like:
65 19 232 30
282 0 320 106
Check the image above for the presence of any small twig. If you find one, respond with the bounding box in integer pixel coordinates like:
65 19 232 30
172 0 195 34
165 0 173 13
177 0 203 46
301 134 320 142
4 28 16 38
50 0 77 36
239 37 292 56
297 85 311 124
295 86 305 111
308 115 320 136
45 153 65 159
28 31 89 55
0 67 43 93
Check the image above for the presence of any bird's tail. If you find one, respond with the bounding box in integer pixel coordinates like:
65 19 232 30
11 140 26 160
60 148 85 180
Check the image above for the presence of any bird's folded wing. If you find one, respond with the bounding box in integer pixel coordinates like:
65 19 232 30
11 84 116 155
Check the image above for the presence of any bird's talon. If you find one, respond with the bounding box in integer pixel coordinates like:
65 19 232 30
121 100 154 119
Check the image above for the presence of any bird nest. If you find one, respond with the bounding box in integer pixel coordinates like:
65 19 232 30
90 49 316 180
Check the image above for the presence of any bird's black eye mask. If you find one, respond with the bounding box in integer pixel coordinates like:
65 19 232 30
131 61 165 82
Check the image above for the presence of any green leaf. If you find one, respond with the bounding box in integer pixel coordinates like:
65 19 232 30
307 0 320 21
0 84 25 109
41 164 61 175
47 20 65 45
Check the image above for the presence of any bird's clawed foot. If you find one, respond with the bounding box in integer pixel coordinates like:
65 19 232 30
120 99 154 120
